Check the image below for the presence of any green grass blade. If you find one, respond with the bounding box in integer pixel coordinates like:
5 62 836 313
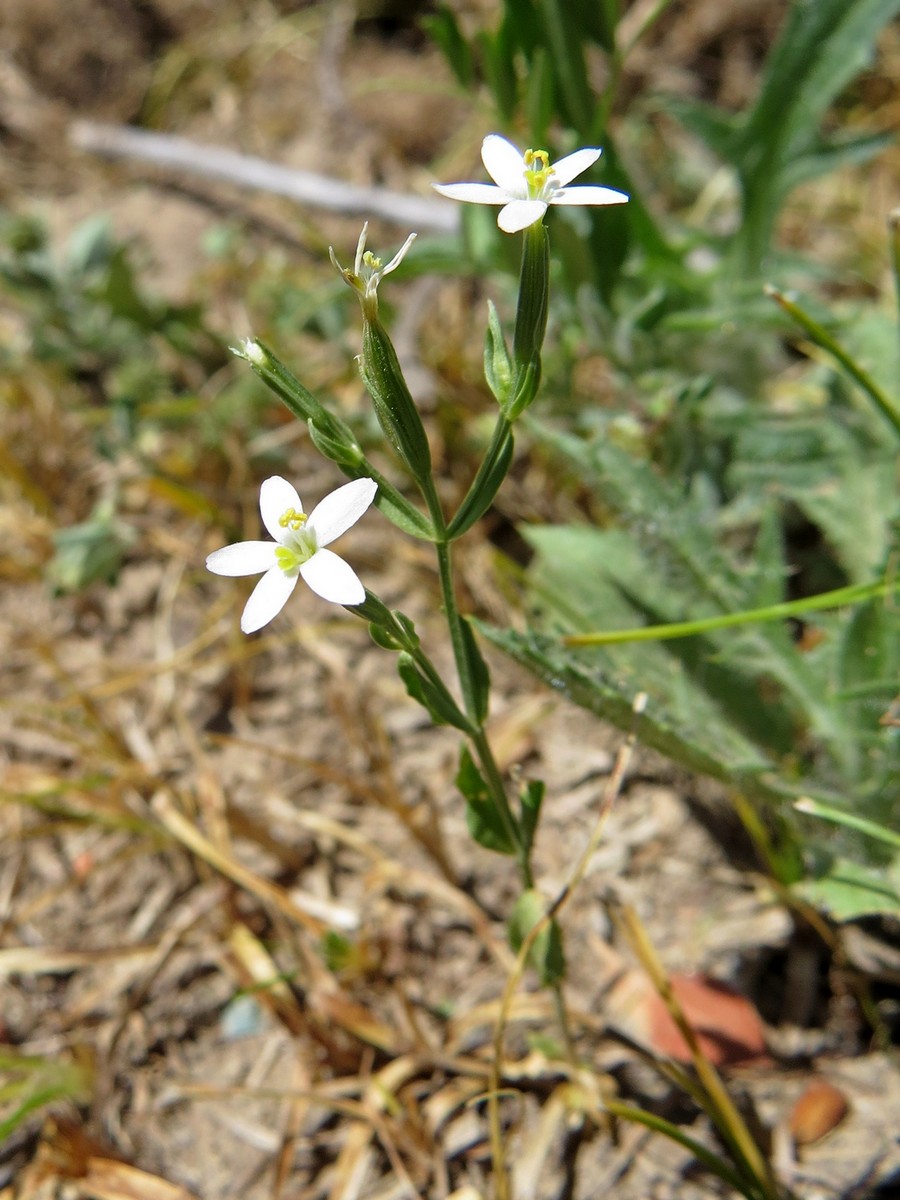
766 286 900 440
795 798 900 850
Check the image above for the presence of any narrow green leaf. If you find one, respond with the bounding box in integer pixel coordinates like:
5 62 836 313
397 653 470 731
483 299 513 406
519 779 545 859
459 617 491 725
422 7 474 87
458 747 516 855
508 890 566 986
781 130 896 191
524 47 554 147
448 426 514 539
306 416 364 470
795 799 900 851
766 286 900 440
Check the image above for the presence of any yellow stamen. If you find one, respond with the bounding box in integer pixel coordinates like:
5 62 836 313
363 251 383 271
523 148 554 196
278 506 307 531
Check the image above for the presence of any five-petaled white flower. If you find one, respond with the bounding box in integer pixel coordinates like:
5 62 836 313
433 133 629 234
207 476 377 633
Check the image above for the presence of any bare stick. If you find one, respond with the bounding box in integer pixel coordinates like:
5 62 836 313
69 120 460 235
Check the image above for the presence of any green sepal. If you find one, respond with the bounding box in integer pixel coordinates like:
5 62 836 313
512 221 549 372
518 779 545 860
361 316 432 483
349 589 395 628
457 747 517 855
484 299 513 406
459 617 491 725
397 652 471 731
508 890 566 986
447 426 514 539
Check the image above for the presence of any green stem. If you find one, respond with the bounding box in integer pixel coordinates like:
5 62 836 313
550 978 574 1063
564 577 897 645
435 539 529 880
766 285 900 441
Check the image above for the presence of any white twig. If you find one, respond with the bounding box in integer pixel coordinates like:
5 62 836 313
69 120 460 235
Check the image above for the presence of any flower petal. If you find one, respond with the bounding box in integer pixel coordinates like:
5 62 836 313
550 185 630 208
497 199 548 234
300 549 366 605
241 566 298 633
481 134 527 195
380 232 417 278
206 541 277 577
552 147 601 187
260 476 302 541
353 222 369 277
307 477 377 546
431 183 509 205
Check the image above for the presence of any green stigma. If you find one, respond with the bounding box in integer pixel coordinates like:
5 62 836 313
523 148 553 196
275 506 316 574
275 545 301 572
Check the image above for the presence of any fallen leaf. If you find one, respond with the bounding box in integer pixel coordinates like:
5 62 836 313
607 969 771 1067
789 1079 849 1145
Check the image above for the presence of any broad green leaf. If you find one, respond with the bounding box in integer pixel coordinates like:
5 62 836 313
479 623 791 807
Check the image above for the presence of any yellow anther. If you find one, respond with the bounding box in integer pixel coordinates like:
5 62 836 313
524 149 550 172
278 506 307 530
523 148 554 195
363 250 383 271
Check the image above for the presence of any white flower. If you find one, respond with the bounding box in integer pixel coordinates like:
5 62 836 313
433 133 629 234
207 476 377 633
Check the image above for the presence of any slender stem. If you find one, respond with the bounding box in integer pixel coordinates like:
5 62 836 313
471 727 533 889
767 285 900 441
419 473 447 539
550 980 575 1063
564 576 897 645
435 539 529 879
